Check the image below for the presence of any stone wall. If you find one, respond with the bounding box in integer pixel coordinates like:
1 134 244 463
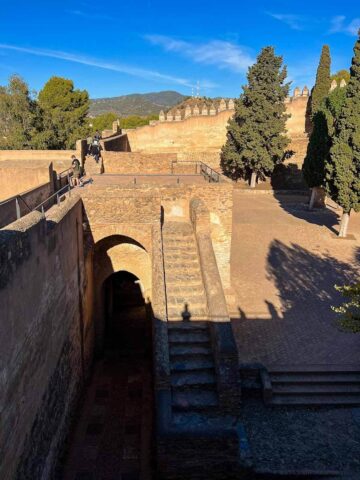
122 89 309 172
80 181 232 289
0 181 52 228
0 195 94 480
101 151 178 174
124 110 233 154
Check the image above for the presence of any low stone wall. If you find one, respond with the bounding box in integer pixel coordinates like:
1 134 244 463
101 151 178 174
0 195 94 480
101 133 130 152
0 181 52 228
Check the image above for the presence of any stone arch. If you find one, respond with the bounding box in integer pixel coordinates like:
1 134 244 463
93 234 152 352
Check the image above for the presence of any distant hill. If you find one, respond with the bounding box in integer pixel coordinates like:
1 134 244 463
89 91 187 117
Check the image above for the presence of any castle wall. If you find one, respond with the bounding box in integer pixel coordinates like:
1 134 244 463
102 151 178 174
0 195 94 480
123 94 310 172
124 110 234 154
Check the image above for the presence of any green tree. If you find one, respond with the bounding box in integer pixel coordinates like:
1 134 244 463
332 283 360 332
89 112 118 133
119 114 158 129
0 75 37 149
310 45 331 117
221 46 291 186
36 77 90 149
326 32 360 237
331 69 351 86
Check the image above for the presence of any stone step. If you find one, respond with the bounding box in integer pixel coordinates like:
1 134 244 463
171 370 216 388
167 307 208 319
166 274 203 284
165 264 201 273
165 256 198 265
167 296 206 305
273 383 360 395
166 284 205 295
271 394 360 406
171 412 236 433
172 390 218 411
167 321 209 331
271 372 360 384
168 331 210 343
170 357 215 372
170 343 212 356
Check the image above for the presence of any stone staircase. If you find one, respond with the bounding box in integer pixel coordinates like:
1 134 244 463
157 221 249 478
268 366 360 406
162 221 208 321
168 321 218 414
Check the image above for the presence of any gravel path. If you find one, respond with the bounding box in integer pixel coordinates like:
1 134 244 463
240 400 360 476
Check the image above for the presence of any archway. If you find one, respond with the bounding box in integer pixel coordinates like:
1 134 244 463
62 235 154 480
103 270 152 357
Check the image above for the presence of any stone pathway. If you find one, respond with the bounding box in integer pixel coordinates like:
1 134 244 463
230 192 360 368
61 300 153 480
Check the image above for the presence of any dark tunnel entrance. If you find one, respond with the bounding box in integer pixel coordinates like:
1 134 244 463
62 271 154 480
104 271 152 358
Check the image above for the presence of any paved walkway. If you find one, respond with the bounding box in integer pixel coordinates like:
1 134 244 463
230 191 360 368
62 305 153 480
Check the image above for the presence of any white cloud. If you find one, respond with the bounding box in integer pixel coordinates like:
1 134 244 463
267 13 303 30
145 35 254 73
329 16 360 35
0 43 196 88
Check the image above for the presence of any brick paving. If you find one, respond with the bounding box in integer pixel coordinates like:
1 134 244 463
61 306 153 480
230 192 360 368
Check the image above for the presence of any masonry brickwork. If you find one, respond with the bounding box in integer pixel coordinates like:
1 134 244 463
0 195 94 480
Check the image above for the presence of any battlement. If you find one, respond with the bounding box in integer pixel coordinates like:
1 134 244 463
285 86 310 104
158 98 235 122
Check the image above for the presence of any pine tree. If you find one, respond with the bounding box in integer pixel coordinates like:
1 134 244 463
220 47 291 186
302 46 332 208
36 77 90 149
310 45 331 117
326 31 360 237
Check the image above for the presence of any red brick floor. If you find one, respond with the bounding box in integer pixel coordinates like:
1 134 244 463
230 191 360 368
62 305 154 480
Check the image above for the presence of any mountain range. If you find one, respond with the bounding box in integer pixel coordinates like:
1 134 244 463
89 91 187 117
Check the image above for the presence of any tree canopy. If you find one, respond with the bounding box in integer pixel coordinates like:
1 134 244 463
310 45 331 117
0 75 37 149
331 69 351 85
37 77 90 149
325 33 360 217
220 46 291 183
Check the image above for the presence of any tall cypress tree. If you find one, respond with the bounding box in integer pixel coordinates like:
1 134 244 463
326 31 360 237
302 46 332 208
310 45 331 117
220 46 290 186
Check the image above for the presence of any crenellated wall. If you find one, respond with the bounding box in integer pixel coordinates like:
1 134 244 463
123 88 310 170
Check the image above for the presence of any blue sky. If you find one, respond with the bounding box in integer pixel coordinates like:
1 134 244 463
0 0 359 99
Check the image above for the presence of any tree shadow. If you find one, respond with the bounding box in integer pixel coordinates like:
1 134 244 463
272 188 340 234
233 240 360 367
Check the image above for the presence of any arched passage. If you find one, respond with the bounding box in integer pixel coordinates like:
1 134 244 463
62 235 154 480
93 234 152 354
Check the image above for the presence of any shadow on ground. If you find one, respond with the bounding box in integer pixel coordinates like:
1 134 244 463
232 240 359 366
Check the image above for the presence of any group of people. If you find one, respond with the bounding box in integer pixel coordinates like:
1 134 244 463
69 131 102 187
88 131 102 163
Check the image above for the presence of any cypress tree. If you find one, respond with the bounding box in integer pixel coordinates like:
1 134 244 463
302 46 331 208
310 45 331 117
220 46 290 186
326 31 360 237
